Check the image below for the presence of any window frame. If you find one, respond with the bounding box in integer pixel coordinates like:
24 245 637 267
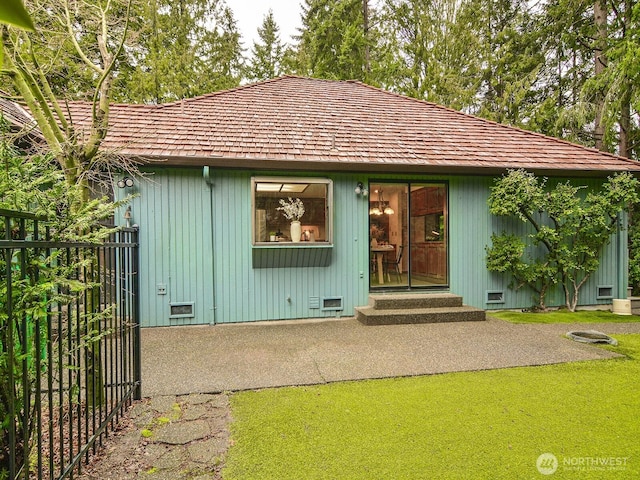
251 176 334 246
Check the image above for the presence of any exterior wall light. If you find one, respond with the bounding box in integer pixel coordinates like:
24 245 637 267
355 182 368 196
117 176 134 188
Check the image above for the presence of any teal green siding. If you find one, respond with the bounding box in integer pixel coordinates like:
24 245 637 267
128 170 214 327
209 170 369 324
127 168 626 326
448 175 624 311
130 168 370 326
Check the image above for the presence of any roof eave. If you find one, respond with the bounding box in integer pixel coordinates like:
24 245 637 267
132 154 639 178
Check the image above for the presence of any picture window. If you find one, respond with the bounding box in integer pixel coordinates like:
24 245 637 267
252 177 333 245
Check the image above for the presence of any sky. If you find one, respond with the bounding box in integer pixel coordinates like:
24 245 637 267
230 0 303 48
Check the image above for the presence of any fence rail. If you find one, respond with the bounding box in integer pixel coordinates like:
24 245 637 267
0 208 141 480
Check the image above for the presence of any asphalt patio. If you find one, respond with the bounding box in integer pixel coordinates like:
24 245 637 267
140 316 640 397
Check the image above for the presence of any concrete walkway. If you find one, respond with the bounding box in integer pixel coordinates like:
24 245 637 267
141 317 640 397
78 317 640 480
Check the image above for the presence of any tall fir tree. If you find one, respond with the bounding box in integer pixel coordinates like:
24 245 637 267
295 0 369 80
535 0 639 157
458 0 545 126
118 0 244 103
246 10 285 81
587 0 639 158
199 4 245 90
523 0 595 144
379 0 481 108
593 0 608 150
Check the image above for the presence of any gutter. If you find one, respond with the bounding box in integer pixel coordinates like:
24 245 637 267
131 154 640 178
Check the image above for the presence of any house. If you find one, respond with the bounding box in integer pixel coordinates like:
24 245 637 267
0 92 43 149
59 76 640 326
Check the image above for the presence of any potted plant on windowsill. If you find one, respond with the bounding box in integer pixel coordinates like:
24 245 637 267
277 197 305 242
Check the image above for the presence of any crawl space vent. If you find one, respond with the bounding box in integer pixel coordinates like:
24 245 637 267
485 290 505 304
321 297 343 311
596 285 613 300
170 302 194 318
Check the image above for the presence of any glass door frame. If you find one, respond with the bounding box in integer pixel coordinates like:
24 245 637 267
368 180 449 291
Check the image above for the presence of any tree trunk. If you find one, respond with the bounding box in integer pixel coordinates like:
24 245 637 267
362 0 370 77
618 0 632 158
538 283 549 312
562 282 575 312
620 89 631 158
594 0 607 151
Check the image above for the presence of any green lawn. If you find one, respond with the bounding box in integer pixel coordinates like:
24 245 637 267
488 309 639 324
223 335 640 479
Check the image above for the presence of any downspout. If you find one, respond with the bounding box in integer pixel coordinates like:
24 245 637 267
203 166 217 324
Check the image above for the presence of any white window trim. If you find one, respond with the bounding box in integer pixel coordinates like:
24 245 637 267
251 176 333 246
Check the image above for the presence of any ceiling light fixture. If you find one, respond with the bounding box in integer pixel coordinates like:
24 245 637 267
369 189 394 215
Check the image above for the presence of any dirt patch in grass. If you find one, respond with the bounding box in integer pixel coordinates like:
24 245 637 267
75 393 231 480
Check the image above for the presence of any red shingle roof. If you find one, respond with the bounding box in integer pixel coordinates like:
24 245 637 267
0 92 42 139
67 76 640 175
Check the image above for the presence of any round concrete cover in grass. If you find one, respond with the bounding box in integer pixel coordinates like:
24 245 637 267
566 330 618 346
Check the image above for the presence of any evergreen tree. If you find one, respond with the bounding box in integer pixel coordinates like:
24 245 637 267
587 0 640 158
593 0 607 151
296 0 369 80
199 4 245 91
120 0 244 103
457 0 545 126
380 0 547 123
535 0 639 157
246 9 285 81
526 0 594 143
380 0 481 108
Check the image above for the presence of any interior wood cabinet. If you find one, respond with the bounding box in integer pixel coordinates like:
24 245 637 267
410 186 446 278
411 186 445 215
411 242 446 278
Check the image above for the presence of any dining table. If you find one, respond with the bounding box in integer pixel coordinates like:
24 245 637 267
371 244 395 284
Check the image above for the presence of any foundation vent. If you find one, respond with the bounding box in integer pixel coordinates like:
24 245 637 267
485 290 505 304
170 302 195 318
321 296 343 311
596 285 613 300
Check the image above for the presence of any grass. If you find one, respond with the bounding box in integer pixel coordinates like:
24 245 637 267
223 335 640 479
488 309 639 324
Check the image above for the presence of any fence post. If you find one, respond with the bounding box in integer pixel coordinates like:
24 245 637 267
132 226 142 400
5 247 16 479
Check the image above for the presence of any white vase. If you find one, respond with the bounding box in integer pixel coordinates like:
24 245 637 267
290 221 302 242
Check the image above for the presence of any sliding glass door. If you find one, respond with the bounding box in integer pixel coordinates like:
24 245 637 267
369 182 448 289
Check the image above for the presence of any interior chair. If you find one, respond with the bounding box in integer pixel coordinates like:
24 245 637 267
384 245 404 283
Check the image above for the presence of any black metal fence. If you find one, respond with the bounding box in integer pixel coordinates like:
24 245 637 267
0 208 141 480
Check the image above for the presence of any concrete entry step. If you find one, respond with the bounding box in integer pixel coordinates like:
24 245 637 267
356 293 486 325
368 292 463 310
